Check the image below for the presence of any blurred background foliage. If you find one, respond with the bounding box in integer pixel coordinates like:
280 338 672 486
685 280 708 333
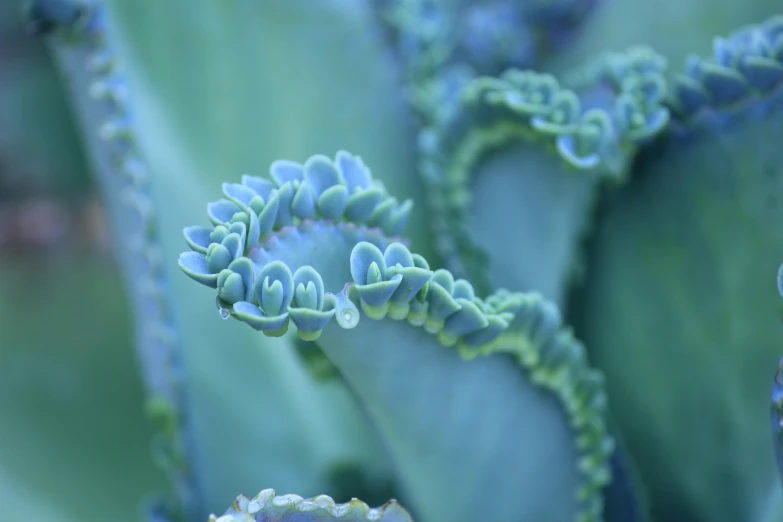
0 3 166 520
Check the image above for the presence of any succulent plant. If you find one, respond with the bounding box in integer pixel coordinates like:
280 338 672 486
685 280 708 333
18 0 783 521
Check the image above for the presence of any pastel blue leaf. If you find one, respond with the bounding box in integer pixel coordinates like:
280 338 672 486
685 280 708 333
451 279 475 301
289 308 336 341
231 301 290 335
261 279 286 316
430 269 455 294
227 258 255 302
257 191 280 236
220 233 244 262
462 315 510 348
178 252 219 288
557 135 601 169
294 282 319 310
241 174 276 201
701 64 750 104
529 301 562 347
425 281 461 324
317 184 349 221
206 243 233 273
222 182 257 210
273 183 296 228
387 266 432 306
350 242 387 285
304 155 344 197
292 266 326 310
291 182 318 220
216 270 247 304
183 226 213 254
207 199 240 226
367 199 397 231
440 298 489 345
345 187 385 222
672 75 710 116
270 160 304 186
244 208 261 249
740 57 783 92
388 200 413 236
712 37 736 67
255 261 294 316
356 275 403 309
369 262 386 285
336 151 372 191
209 225 229 244
383 242 414 268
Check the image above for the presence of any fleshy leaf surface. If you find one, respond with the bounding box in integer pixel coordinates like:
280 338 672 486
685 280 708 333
579 17 783 522
180 151 614 522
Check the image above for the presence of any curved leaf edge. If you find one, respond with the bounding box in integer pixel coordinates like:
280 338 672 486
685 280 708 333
39 0 199 517
178 150 516 350
179 151 614 520
478 300 615 519
210 489 413 522
417 45 669 288
177 150 412 293
668 15 783 124
601 418 652 522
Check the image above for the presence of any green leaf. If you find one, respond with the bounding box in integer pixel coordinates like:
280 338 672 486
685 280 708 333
419 48 668 303
180 151 614 522
578 17 783 522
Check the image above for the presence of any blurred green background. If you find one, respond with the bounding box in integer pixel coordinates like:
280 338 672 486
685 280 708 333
0 3 166 520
